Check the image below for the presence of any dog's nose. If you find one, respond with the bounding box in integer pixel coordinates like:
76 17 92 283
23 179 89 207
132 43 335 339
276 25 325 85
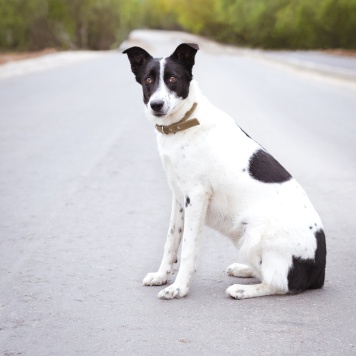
150 100 164 112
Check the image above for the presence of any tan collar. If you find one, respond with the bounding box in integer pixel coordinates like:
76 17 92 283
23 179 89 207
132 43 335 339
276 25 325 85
155 103 199 134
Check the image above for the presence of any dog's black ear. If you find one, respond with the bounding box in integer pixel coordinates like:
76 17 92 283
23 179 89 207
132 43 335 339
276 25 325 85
123 46 153 83
169 43 199 76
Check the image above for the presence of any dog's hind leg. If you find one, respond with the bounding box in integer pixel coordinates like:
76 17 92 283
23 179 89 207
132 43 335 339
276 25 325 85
226 263 257 278
226 282 287 299
143 197 184 286
226 249 290 299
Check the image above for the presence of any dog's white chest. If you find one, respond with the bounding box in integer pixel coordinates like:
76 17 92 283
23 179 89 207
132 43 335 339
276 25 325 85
158 135 200 197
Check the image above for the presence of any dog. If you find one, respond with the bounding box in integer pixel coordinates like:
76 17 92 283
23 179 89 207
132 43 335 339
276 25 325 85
123 43 326 300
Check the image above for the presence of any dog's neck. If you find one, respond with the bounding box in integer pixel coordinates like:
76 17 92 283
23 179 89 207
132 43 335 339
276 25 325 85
147 80 201 128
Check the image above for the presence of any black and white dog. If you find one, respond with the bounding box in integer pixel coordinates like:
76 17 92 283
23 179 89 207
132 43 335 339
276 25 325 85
123 43 326 300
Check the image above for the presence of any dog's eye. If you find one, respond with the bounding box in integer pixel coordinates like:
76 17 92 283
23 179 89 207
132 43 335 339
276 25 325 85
145 77 152 84
169 76 177 83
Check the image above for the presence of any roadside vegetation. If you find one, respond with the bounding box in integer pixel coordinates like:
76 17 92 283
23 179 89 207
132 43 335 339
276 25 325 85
0 0 355 51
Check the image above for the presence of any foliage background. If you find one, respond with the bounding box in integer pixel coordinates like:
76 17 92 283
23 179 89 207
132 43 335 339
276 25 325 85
0 0 355 51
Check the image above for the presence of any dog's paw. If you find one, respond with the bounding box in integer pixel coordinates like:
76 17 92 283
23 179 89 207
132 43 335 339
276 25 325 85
226 263 255 278
226 283 287 299
157 284 189 300
142 272 168 286
226 284 249 299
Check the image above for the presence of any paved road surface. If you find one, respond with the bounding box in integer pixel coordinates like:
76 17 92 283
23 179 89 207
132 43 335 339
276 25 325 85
1 30 356 355
262 50 356 81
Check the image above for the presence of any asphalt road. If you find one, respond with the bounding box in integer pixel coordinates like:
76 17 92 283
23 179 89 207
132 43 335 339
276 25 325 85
1 30 356 355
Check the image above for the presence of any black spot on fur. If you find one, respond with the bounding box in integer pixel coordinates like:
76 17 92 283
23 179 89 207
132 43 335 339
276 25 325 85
185 196 190 208
236 123 265 148
248 149 292 183
288 229 326 293
238 125 252 139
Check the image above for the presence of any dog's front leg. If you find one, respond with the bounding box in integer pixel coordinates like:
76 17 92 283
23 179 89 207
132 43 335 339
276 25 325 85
157 189 210 300
143 197 184 286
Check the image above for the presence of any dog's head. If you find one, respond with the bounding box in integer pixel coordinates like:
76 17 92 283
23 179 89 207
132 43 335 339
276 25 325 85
123 43 199 121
